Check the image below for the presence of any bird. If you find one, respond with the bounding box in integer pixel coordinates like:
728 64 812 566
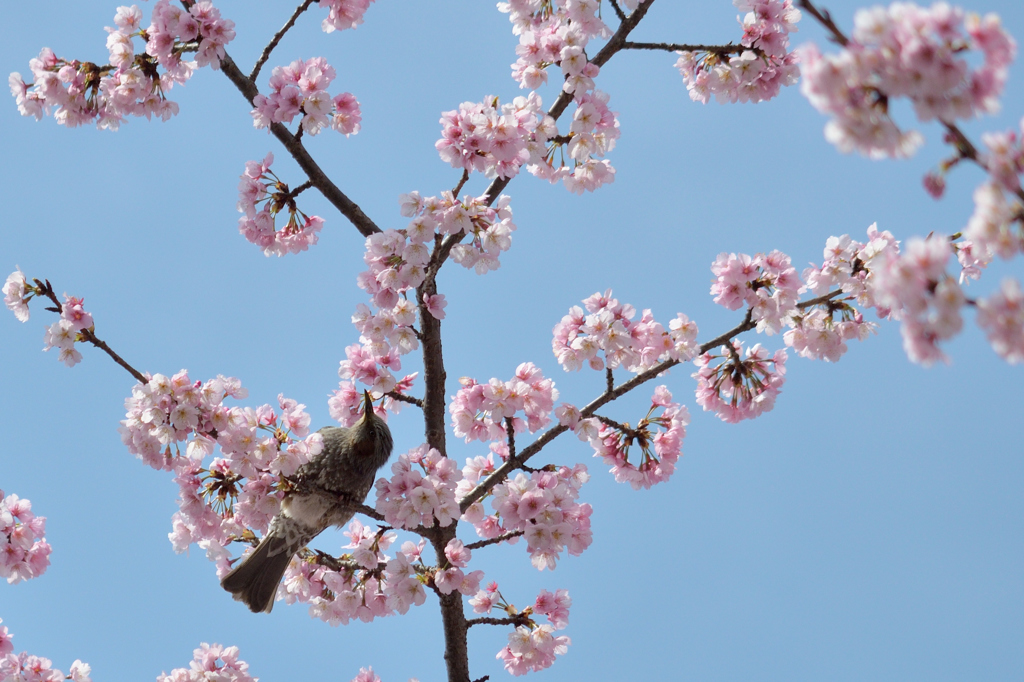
220 390 394 613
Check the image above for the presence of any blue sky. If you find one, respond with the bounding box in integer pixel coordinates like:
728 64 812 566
1 1 1022 681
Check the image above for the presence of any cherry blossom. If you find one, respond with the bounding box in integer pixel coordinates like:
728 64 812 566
237 153 325 256
350 667 382 682
375 446 462 529
251 57 361 136
800 3 1015 158
0 491 51 584
319 0 375 33
676 0 802 104
156 643 255 682
976 277 1024 362
693 342 787 422
553 290 699 373
436 94 549 180
873 235 965 364
2 270 30 322
586 387 689 489
449 362 558 443
459 457 592 570
711 250 802 334
10 1 234 129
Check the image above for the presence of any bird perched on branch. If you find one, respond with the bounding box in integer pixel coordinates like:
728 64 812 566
221 390 394 613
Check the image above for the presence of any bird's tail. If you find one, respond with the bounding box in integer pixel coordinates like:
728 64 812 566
220 532 295 613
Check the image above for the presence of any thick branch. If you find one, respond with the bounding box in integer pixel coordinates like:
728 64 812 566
218 54 382 238
432 531 470 682
250 0 315 81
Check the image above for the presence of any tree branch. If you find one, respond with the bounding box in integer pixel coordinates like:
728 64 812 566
33 279 147 384
218 53 382 238
463 530 525 551
621 40 749 54
386 391 424 409
466 615 531 628
250 0 316 81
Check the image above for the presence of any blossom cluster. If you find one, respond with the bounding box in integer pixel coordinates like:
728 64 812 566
236 153 325 257
459 455 593 570
800 3 1016 158
530 89 620 194
573 386 689 489
676 0 801 104
962 163 1024 269
2 270 30 323
471 583 573 676
434 539 485 596
694 342 787 423
787 228 897 361
319 0 375 33
375 446 461 530
450 362 558 443
281 530 433 626
495 2 624 193
436 93 551 180
10 2 234 129
119 370 324 571
499 0 609 93
553 289 699 373
873 235 965 364
1 491 51 584
251 57 361 136
711 250 802 334
0 648 91 682
156 643 254 682
3 269 99 368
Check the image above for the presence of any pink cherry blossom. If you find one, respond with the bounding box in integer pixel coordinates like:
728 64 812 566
1 490 51 584
156 643 255 682
236 153 325 256
710 250 802 334
693 342 787 422
3 269 30 322
873 235 964 365
10 2 233 129
553 290 699 373
449 363 558 443
677 0 801 105
459 457 592 570
375 445 462 529
350 667 381 682
251 57 361 137
800 3 1015 158
586 387 689 489
976 277 1024 363
319 0 375 33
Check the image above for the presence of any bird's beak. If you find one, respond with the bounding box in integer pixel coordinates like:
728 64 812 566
362 390 374 418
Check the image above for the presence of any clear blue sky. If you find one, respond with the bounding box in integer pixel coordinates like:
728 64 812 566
2 1 1022 680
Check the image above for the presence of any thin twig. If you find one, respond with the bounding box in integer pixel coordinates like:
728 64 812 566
34 279 148 384
466 616 532 628
250 0 316 81
464 530 525 551
622 40 749 54
605 367 614 393
608 0 627 23
452 169 470 197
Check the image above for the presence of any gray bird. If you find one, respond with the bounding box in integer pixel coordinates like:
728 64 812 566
220 390 394 613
